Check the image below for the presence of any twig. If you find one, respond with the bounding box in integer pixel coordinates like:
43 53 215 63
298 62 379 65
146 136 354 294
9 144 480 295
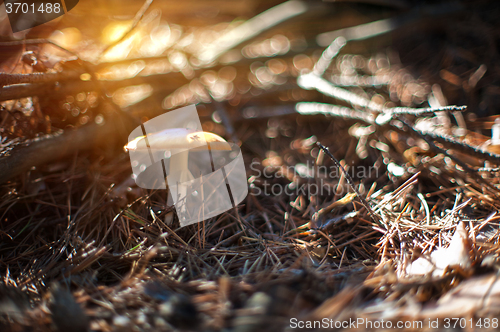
298 73 383 111
385 105 467 117
299 74 467 117
316 142 381 224
316 2 464 46
476 167 500 172
408 124 500 164
0 38 77 47
296 102 374 124
398 117 500 196
197 1 309 64
313 37 346 76
323 0 410 8
96 0 154 63
0 71 187 102
0 71 81 88
295 100 498 197
0 118 132 184
330 74 391 87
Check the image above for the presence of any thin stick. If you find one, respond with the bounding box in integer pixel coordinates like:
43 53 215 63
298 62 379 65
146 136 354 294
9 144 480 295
408 127 500 164
298 73 383 111
298 74 467 116
316 142 381 224
316 2 464 46
313 36 346 76
398 117 500 196
296 102 374 124
0 119 132 184
0 71 81 87
386 105 467 116
477 167 500 172
97 0 154 62
197 1 308 64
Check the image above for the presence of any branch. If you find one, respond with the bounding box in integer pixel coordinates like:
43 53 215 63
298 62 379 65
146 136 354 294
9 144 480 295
0 71 188 102
196 1 309 64
298 73 382 111
295 102 374 123
316 2 464 46
408 125 500 164
385 105 467 117
0 119 132 184
398 117 500 195
0 71 81 87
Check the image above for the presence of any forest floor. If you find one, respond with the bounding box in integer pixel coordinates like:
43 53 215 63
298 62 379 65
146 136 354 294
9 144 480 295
1 0 500 331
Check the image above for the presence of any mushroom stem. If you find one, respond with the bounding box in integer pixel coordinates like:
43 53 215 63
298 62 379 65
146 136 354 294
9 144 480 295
168 150 195 205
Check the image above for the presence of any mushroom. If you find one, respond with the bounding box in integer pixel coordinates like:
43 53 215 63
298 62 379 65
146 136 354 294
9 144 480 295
125 128 231 204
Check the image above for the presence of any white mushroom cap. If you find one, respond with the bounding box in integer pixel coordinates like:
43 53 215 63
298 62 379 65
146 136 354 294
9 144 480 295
124 128 231 152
